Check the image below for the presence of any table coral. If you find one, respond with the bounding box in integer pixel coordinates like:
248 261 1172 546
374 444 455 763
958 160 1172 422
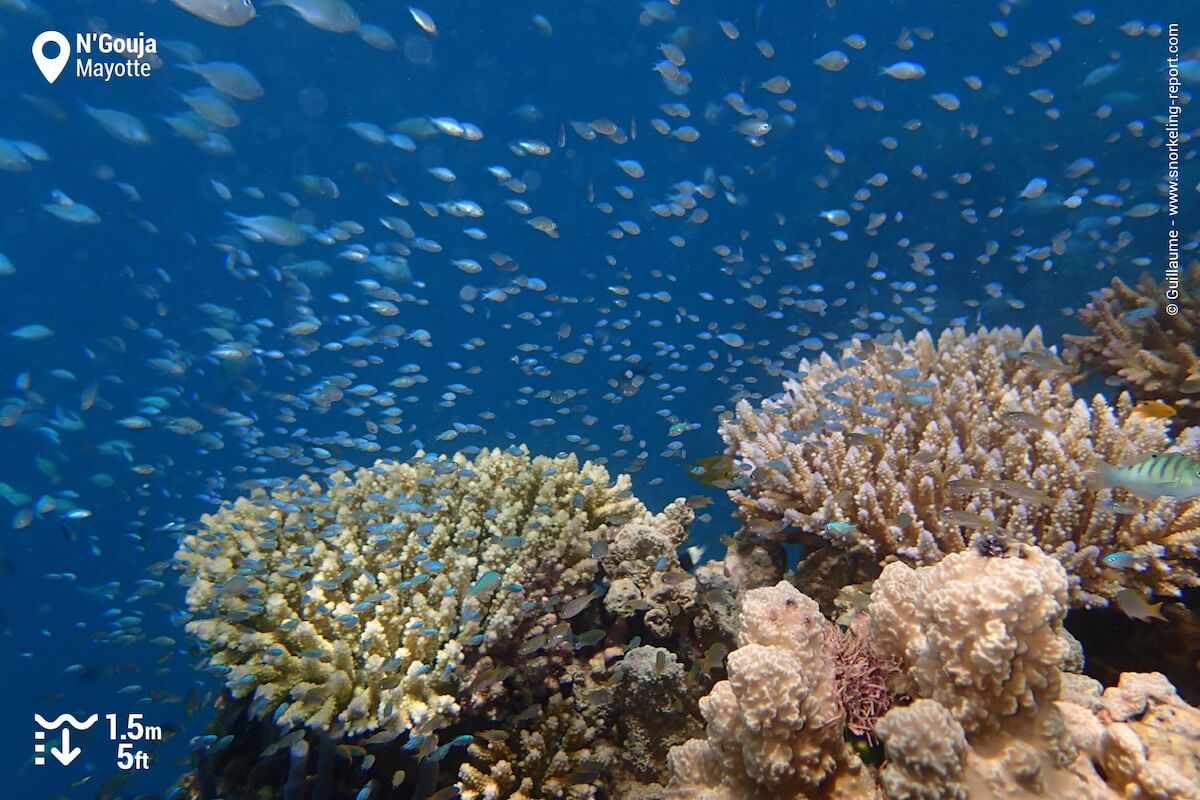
720 324 1200 606
175 446 640 738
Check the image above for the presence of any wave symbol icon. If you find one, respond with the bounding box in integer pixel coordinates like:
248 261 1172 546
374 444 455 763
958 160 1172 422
34 713 98 730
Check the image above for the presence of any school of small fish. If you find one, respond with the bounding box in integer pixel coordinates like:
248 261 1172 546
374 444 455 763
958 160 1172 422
0 0 1196 793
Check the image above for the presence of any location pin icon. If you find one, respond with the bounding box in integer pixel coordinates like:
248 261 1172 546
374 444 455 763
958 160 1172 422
32 31 70 84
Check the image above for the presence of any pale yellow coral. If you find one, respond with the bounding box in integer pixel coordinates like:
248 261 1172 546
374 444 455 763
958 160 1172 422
870 547 1200 800
868 544 1070 736
876 699 968 800
721 325 1200 605
175 446 639 738
667 581 878 799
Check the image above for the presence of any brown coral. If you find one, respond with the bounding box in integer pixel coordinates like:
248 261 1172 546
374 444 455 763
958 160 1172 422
600 499 696 639
720 325 1200 606
1066 263 1200 424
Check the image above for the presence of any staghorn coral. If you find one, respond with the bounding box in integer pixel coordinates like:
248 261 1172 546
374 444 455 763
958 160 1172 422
1066 264 1200 422
600 498 697 639
175 446 640 739
720 324 1200 606
666 581 880 799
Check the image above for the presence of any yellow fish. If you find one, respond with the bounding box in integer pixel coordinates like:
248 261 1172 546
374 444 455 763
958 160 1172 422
689 455 734 488
1132 399 1176 420
1114 588 1167 622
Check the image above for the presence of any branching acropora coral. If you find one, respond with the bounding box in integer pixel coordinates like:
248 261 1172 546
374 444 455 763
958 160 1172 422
1066 264 1200 421
175 446 640 738
720 325 1200 606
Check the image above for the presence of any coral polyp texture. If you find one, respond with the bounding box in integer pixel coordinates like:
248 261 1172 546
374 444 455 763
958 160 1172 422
868 544 1072 738
665 581 880 799
174 446 640 738
869 545 1200 799
671 545 1200 800
1066 264 1200 420
720 324 1200 606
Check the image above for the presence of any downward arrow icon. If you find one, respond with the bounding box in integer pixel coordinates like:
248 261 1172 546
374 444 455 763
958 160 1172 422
51 728 81 766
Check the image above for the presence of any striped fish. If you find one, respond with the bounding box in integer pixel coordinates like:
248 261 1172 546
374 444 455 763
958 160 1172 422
1097 453 1200 500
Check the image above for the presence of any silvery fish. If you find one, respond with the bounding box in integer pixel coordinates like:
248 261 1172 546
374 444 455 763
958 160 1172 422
170 0 257 27
1096 453 1200 500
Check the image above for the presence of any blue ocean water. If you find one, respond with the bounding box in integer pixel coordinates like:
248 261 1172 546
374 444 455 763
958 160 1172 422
0 0 1194 797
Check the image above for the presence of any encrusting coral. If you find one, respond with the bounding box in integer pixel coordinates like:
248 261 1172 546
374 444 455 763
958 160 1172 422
720 324 1200 606
175 446 640 738
672 540 1200 799
1066 264 1200 423
1061 671 1200 795
599 498 696 639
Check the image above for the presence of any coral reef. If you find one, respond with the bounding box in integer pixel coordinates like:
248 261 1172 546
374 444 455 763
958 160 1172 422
457 644 701 800
173 445 719 799
672 542 1200 800
867 541 1071 736
665 581 880 799
175 446 638 737
599 498 696 639
1066 264 1200 423
868 544 1087 797
608 645 702 783
720 325 1200 606
457 685 615 800
690 538 785 642
1063 671 1200 795
869 544 1200 799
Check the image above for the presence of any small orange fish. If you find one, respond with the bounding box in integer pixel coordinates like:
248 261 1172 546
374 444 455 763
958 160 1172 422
1132 400 1176 420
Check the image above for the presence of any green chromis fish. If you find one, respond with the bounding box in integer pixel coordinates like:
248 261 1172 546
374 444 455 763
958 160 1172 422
1102 551 1136 570
1114 588 1167 623
1095 453 1200 500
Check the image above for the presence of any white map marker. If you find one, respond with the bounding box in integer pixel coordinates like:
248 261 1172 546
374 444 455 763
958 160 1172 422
32 31 70 84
